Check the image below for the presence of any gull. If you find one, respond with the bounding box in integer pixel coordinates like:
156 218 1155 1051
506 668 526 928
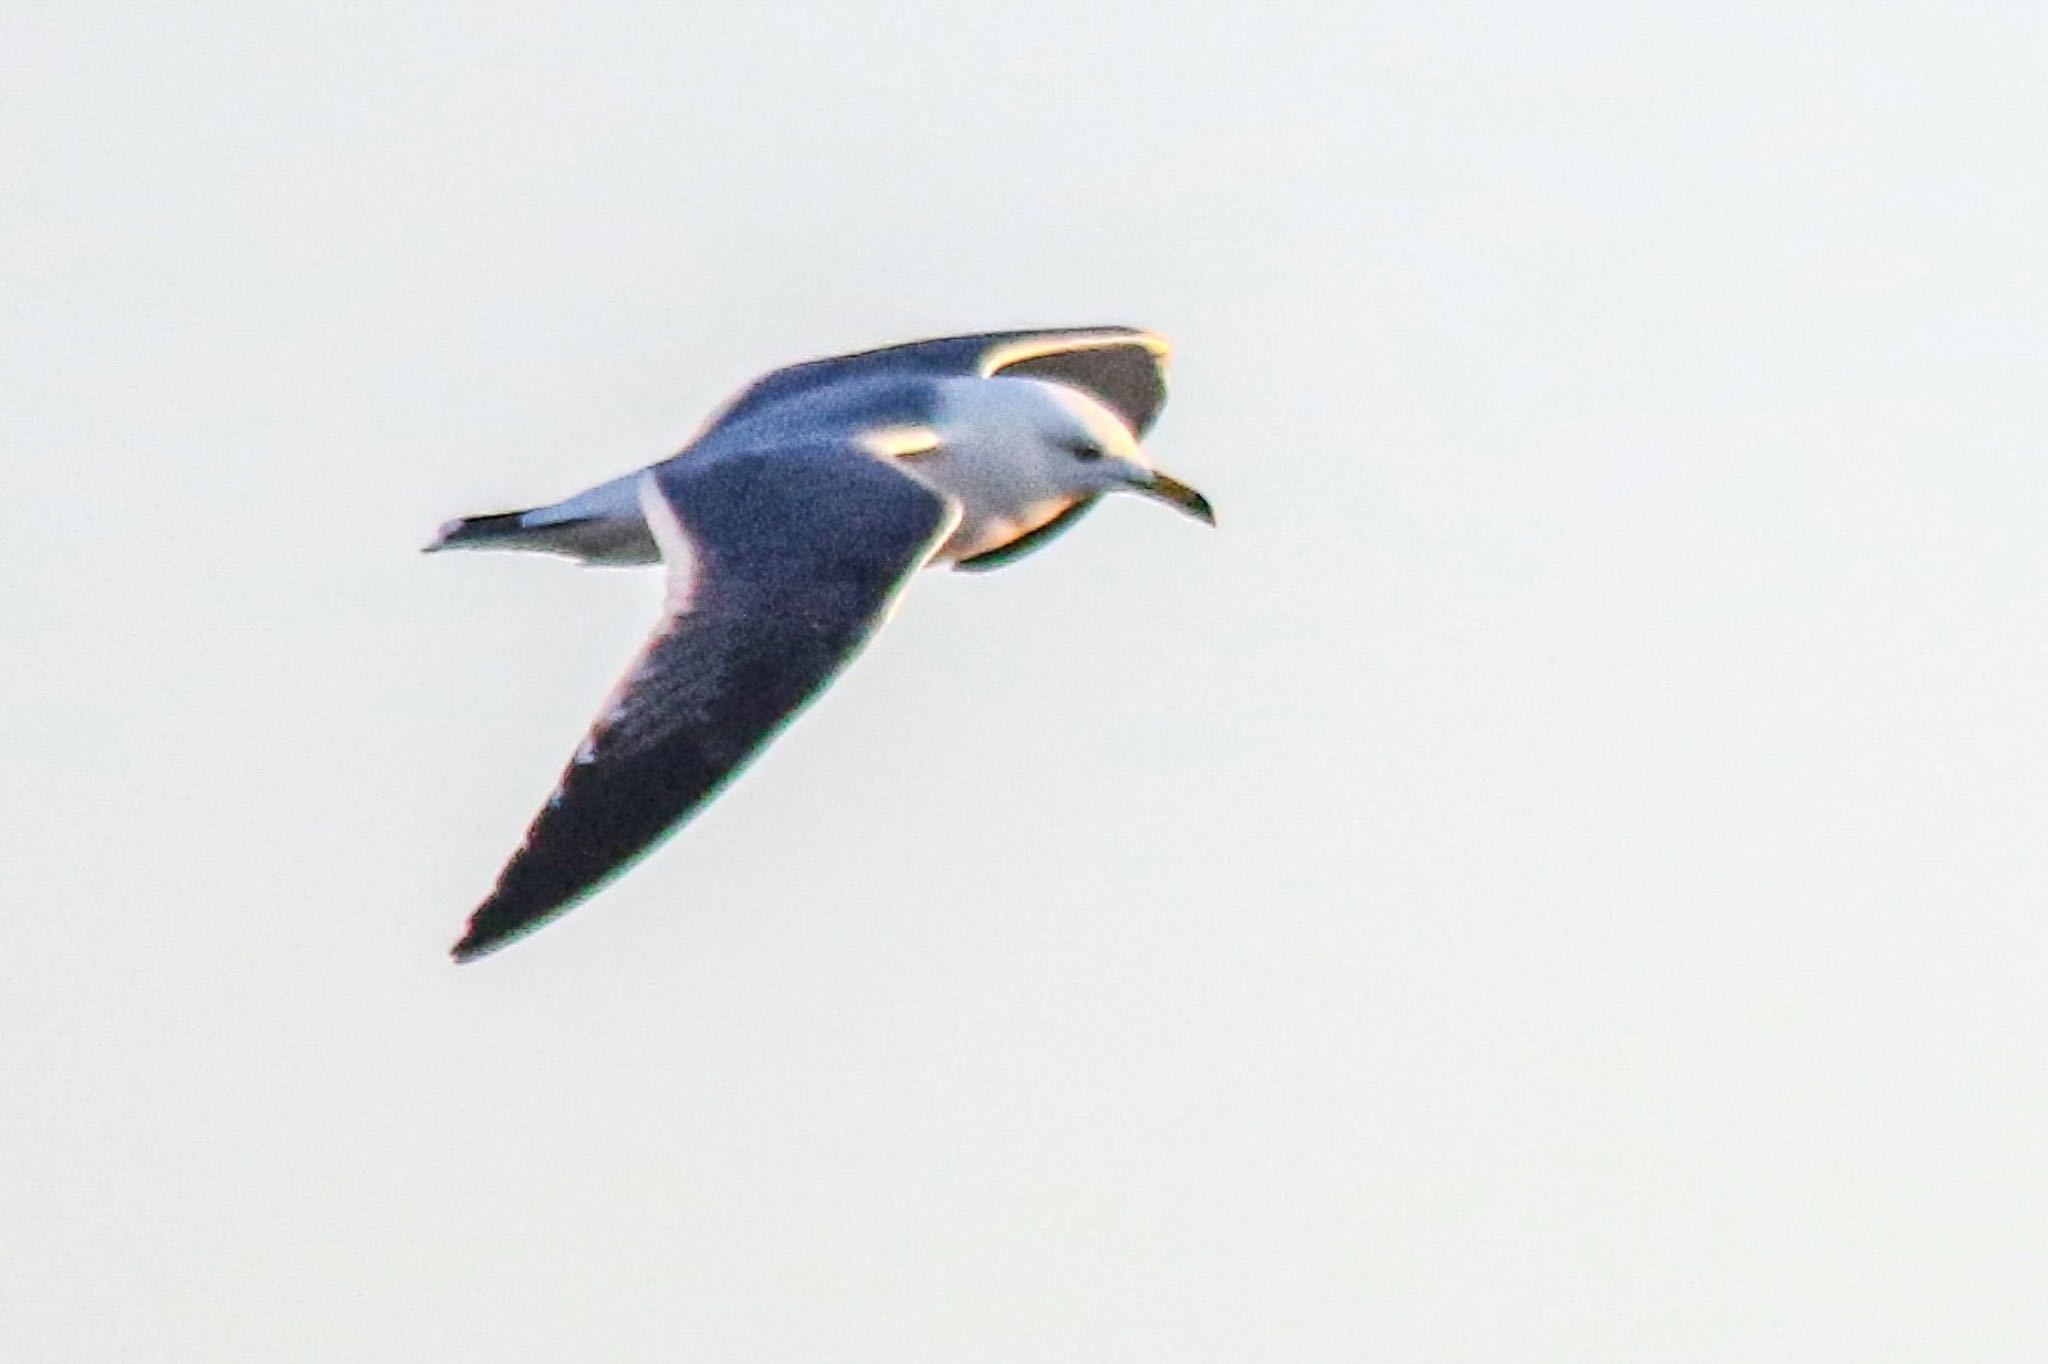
426 326 1213 961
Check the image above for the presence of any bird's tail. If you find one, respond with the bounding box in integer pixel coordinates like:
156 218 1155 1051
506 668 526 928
421 510 540 553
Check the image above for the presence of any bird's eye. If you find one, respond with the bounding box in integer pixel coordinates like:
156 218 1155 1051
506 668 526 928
1066 440 1106 462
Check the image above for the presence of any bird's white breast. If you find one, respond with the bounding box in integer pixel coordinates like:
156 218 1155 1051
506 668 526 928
879 377 1096 563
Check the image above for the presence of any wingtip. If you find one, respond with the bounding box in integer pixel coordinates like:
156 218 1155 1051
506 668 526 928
448 905 498 962
448 895 551 963
449 915 507 963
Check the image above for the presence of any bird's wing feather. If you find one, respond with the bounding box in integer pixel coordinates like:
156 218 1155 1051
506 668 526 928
451 441 958 961
704 327 1170 439
980 332 1171 436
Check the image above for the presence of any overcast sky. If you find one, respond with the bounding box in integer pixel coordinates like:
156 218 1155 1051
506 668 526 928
6 2 2046 1359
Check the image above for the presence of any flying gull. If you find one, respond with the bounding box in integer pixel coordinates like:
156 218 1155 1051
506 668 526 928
426 326 1213 961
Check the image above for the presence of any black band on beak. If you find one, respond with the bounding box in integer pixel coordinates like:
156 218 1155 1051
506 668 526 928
1138 470 1216 525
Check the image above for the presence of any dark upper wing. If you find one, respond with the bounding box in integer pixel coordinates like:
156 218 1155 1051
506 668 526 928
450 443 958 962
982 332 1170 436
704 327 1171 439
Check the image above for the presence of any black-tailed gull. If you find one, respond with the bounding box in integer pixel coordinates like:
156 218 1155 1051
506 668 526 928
427 327 1213 961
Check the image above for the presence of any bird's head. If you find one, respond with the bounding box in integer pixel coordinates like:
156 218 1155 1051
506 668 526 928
1030 381 1214 524
1021 380 1215 524
926 376 1216 525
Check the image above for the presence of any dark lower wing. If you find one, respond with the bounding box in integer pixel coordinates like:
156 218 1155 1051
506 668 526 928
451 443 956 961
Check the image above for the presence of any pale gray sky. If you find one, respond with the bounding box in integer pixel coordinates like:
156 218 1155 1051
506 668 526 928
6 1 2046 1359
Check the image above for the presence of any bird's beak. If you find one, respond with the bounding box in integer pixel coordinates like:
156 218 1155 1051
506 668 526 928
1135 469 1217 526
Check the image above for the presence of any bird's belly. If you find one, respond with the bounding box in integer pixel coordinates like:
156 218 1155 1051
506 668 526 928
935 497 1074 563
